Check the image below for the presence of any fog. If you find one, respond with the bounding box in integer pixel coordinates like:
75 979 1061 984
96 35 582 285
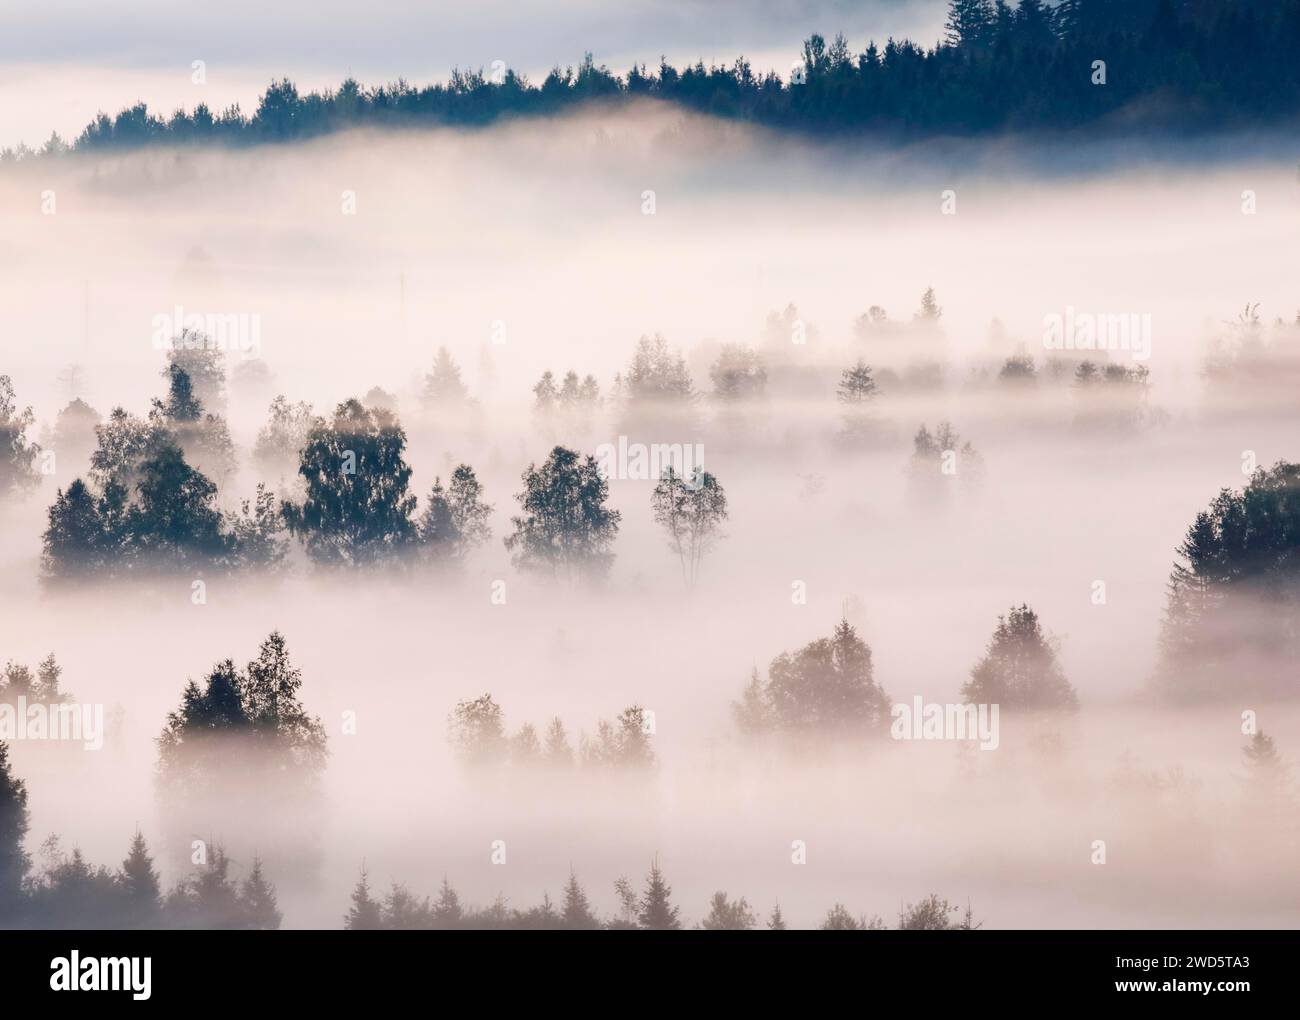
2 105 1298 929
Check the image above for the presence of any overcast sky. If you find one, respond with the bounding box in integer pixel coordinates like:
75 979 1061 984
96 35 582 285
0 0 946 149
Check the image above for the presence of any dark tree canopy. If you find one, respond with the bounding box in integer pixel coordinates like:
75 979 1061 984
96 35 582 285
157 631 328 796
282 398 418 566
16 3 1299 161
418 465 493 565
505 446 621 580
0 741 30 912
1154 462 1300 702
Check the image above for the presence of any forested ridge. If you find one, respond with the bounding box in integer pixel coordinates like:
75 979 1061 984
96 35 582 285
7 0 1300 161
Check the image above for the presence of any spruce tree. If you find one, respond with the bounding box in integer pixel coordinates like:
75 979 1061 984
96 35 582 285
345 865 384 930
118 831 162 927
561 871 601 929
431 878 463 929
240 856 283 929
637 859 681 930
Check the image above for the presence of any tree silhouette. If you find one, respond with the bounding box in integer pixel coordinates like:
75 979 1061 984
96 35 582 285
241 857 283 929
619 334 695 434
562 872 601 929
962 605 1078 710
127 444 232 569
709 345 767 402
737 619 890 736
253 395 318 480
422 347 469 410
701 891 757 930
448 694 508 769
418 465 493 564
837 359 880 444
505 446 621 581
0 742 30 913
282 399 418 566
118 831 162 928
161 330 226 411
650 467 728 583
637 860 681 930
32 5 1300 159
0 375 41 497
345 866 384 930
157 631 328 797
898 894 979 930
1154 462 1300 702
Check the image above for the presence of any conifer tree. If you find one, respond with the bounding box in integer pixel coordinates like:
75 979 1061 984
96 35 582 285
241 856 283 930
962 605 1078 710
561 872 601 929
0 741 31 913
637 859 681 930
345 865 384 930
118 831 162 927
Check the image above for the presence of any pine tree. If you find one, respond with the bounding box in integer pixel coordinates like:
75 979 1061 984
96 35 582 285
945 0 994 48
637 859 681 930
345 865 384 929
431 877 463 929
1240 730 1293 823
914 287 943 322
422 347 469 408
767 903 787 930
732 667 773 735
543 718 574 767
35 654 66 703
561 871 601 929
41 479 110 580
240 856 282 929
118 831 162 927
533 371 560 414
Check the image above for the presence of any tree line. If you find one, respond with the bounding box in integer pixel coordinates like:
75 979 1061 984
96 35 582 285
448 695 655 772
7 1 1300 161
343 858 982 931
0 742 281 929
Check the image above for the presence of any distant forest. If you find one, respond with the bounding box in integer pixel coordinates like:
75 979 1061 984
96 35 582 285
7 0 1300 160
